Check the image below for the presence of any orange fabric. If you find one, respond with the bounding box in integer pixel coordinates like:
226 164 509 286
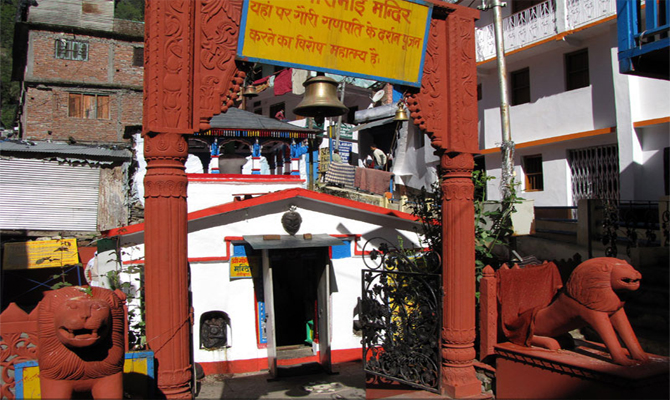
497 263 563 346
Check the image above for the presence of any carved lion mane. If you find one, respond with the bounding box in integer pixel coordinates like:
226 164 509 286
565 257 641 312
531 257 648 365
37 286 125 381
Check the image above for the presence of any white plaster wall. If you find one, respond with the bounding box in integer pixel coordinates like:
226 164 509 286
480 30 616 150
116 204 421 365
191 262 261 363
187 180 304 212
329 256 365 351
630 76 670 123
636 124 670 201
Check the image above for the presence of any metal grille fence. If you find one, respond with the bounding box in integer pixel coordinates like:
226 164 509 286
359 238 442 393
567 144 619 204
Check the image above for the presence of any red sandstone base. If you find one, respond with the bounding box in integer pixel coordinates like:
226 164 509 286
495 341 669 399
364 374 492 399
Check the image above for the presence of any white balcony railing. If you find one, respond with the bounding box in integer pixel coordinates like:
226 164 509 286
566 0 617 31
476 0 617 63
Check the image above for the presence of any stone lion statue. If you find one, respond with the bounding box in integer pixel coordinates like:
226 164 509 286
37 286 126 399
531 257 648 365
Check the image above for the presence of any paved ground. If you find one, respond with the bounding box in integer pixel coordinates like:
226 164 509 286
195 361 366 400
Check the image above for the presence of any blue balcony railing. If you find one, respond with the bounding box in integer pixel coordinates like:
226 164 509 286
617 0 670 79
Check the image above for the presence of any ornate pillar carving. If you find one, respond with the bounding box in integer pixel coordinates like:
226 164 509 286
143 0 243 397
143 132 191 398
406 3 481 398
440 152 481 397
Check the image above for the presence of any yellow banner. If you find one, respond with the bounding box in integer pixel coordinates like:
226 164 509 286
239 0 431 86
3 239 79 270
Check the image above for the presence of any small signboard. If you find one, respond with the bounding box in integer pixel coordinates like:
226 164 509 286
230 256 253 278
3 239 79 270
230 244 259 279
238 0 432 87
328 125 356 141
338 141 353 163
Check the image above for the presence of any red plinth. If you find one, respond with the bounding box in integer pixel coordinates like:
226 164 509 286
495 341 670 399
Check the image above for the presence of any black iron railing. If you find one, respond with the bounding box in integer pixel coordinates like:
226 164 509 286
599 200 669 257
360 238 442 393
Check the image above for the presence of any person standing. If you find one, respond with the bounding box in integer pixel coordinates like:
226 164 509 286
332 149 343 163
370 144 387 170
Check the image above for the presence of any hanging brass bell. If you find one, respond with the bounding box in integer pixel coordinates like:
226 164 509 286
293 76 348 119
393 102 409 121
243 85 258 97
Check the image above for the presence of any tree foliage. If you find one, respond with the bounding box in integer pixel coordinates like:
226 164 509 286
409 170 516 282
115 0 144 22
1 0 20 129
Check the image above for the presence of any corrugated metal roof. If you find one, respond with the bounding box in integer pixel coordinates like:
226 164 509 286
208 108 320 133
0 140 132 159
0 158 100 231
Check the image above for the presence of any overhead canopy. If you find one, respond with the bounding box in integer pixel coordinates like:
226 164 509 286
196 108 321 139
352 117 395 132
243 234 344 250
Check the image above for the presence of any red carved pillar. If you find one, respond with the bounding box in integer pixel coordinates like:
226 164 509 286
143 1 243 397
143 0 194 397
406 3 480 397
440 152 481 397
143 133 191 397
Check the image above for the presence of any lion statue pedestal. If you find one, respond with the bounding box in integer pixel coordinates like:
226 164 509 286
37 286 126 399
479 258 669 399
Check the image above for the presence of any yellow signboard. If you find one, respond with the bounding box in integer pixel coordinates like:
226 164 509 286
238 0 432 86
230 256 253 278
3 239 79 270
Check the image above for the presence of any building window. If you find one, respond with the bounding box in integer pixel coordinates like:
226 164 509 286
523 154 543 191
568 145 619 203
270 102 285 120
511 68 530 105
132 47 144 67
68 93 110 119
477 83 482 101
565 49 589 91
54 39 88 61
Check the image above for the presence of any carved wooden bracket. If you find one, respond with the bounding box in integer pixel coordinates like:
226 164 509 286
406 4 479 155
144 0 246 136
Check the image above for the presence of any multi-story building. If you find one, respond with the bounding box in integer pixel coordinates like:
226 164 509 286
472 0 669 351
474 0 669 206
1 0 143 309
13 0 144 143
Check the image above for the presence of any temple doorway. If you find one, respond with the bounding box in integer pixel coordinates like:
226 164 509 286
271 249 320 357
261 245 333 377
270 250 318 348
